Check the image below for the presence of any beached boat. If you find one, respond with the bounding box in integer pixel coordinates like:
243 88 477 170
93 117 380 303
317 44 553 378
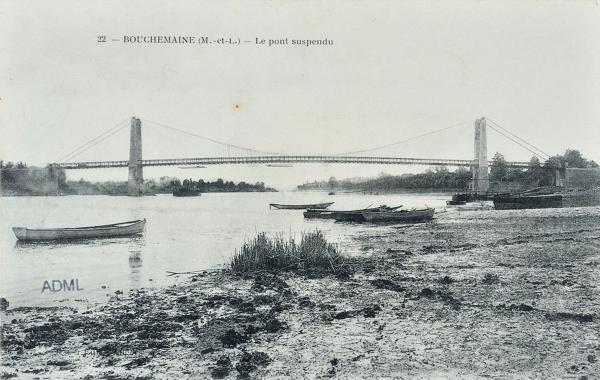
269 202 334 210
334 205 403 222
446 193 468 205
303 210 336 219
12 219 146 241
304 205 402 221
447 193 492 204
361 208 435 223
493 194 562 210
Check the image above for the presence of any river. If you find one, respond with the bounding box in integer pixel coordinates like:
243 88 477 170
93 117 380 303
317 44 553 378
0 191 451 308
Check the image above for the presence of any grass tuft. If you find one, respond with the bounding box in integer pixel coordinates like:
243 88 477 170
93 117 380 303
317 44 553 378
230 230 349 275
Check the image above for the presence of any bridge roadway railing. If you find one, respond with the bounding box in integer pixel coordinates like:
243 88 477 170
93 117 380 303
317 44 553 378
50 155 532 169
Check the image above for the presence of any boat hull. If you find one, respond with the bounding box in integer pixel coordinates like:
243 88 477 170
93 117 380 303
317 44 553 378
334 212 366 222
304 206 402 220
304 210 336 219
270 202 334 210
493 195 562 210
361 208 435 223
12 219 146 241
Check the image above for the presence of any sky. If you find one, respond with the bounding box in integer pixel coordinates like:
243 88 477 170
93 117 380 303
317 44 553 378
1 0 599 189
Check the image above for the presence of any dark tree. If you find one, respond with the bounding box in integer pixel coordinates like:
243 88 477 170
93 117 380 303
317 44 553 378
564 149 587 168
490 152 508 181
527 156 544 184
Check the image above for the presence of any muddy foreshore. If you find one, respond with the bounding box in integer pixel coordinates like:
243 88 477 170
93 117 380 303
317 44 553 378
2 207 600 379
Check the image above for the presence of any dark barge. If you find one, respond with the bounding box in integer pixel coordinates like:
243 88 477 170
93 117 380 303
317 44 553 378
493 194 562 210
447 192 493 205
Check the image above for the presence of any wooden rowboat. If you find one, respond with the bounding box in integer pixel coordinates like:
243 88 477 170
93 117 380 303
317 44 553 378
269 202 334 210
361 208 434 223
304 205 402 220
12 219 146 241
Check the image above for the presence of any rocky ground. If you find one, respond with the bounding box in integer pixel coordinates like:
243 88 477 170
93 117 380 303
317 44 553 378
1 206 600 379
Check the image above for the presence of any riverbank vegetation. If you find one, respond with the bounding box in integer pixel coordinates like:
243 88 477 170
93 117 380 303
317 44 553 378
0 162 67 195
0 161 276 195
163 178 276 193
230 231 348 276
61 177 276 195
298 149 598 192
298 167 473 192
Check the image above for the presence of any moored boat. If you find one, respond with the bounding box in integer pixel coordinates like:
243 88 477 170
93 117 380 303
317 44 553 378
446 193 468 205
304 205 402 220
447 193 492 204
269 202 334 210
361 208 435 223
303 210 336 219
12 219 146 241
493 194 562 210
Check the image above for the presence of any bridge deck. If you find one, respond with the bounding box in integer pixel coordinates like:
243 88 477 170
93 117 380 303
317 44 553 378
50 155 532 169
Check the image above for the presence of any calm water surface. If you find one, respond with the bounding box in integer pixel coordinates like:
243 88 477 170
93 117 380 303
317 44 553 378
0 191 450 307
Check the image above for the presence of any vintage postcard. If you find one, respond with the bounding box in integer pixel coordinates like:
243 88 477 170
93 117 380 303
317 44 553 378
1 1 599 379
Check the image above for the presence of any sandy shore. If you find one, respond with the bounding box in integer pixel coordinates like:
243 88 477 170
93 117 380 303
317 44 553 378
2 207 600 379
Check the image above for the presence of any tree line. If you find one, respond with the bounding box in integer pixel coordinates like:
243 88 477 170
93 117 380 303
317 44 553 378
299 149 598 192
0 161 68 195
490 149 598 185
1 160 276 195
299 167 473 192
154 177 276 193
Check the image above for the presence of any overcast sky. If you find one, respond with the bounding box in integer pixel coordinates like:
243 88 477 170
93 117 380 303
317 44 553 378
1 0 598 189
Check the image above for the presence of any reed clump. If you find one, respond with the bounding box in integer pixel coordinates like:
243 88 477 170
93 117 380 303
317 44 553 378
230 230 349 275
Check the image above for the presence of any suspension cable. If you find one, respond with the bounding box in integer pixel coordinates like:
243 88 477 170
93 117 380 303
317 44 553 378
142 119 283 156
486 124 547 160
333 121 469 156
59 123 130 163
486 118 550 159
55 118 130 163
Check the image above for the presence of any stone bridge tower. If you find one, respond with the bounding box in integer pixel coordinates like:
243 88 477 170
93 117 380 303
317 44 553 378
128 117 143 196
473 117 489 193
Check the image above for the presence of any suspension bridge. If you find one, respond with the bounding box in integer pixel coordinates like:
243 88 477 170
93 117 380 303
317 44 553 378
48 116 560 196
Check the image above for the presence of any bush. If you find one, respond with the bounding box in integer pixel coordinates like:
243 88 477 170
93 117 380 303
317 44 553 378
230 230 348 275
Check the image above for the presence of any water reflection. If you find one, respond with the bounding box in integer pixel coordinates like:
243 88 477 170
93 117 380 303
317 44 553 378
128 238 145 286
13 234 145 251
